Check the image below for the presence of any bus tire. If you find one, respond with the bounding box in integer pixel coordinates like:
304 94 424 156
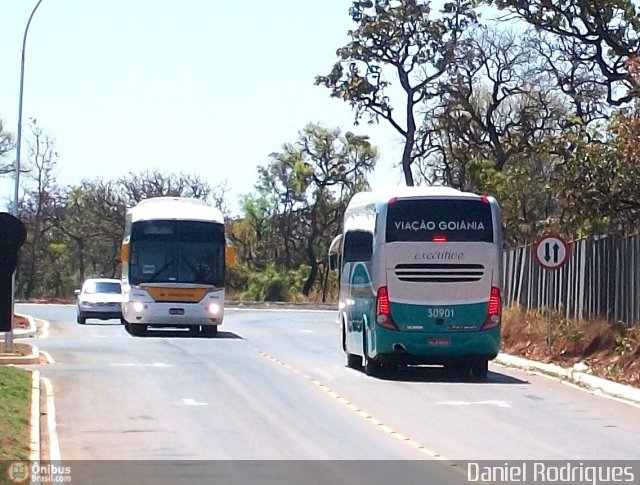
130 323 147 337
470 359 488 379
201 325 218 337
362 334 381 376
341 320 347 352
346 353 362 369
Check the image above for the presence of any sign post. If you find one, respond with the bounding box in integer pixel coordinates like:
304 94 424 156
532 234 571 350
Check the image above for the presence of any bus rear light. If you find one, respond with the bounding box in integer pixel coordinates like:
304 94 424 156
376 286 398 330
432 235 447 243
481 287 501 330
481 195 489 204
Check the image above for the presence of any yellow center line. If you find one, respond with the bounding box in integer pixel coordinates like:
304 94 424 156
255 350 470 470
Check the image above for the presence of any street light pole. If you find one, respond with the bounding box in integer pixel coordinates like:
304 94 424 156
14 0 46 215
6 0 46 348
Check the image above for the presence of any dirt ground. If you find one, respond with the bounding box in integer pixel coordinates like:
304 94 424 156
501 307 640 389
14 315 30 329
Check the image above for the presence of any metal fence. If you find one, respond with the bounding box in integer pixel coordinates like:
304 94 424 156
504 234 640 325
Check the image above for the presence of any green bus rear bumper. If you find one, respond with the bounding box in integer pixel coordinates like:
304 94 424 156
369 325 501 365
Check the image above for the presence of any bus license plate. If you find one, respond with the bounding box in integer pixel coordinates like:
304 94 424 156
169 308 185 315
429 338 450 346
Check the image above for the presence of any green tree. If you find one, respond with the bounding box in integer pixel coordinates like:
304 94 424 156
316 0 478 185
55 180 126 285
18 119 59 299
234 123 377 300
116 170 230 218
492 0 640 105
415 26 569 187
0 119 14 177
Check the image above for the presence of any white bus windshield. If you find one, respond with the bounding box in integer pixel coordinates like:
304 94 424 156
128 220 225 286
386 199 494 243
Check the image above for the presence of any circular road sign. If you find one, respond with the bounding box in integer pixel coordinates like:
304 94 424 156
533 234 570 270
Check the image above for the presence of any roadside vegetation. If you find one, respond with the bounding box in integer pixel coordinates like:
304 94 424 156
0 366 31 461
502 308 640 389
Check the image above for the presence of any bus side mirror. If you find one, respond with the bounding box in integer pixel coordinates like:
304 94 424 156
121 241 130 263
225 244 235 266
329 253 339 271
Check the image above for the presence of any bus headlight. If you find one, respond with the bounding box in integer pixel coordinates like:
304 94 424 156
207 303 221 315
133 302 145 312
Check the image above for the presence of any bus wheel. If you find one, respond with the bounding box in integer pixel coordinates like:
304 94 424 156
341 321 347 352
201 325 218 337
346 353 362 369
470 359 488 379
130 323 147 337
362 335 381 376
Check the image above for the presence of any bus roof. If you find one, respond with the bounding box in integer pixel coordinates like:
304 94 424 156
343 186 496 233
347 186 485 210
127 197 224 224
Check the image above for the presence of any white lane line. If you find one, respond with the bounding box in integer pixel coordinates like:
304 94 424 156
180 398 208 406
437 400 511 408
42 377 62 461
111 362 173 368
226 308 335 313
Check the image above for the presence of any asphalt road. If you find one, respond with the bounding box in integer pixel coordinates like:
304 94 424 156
15 303 640 482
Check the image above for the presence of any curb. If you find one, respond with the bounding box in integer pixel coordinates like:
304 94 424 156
0 314 40 365
226 301 337 311
14 312 38 339
495 353 640 406
0 342 40 365
30 370 40 462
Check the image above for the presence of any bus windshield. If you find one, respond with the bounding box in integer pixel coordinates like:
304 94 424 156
128 220 225 286
386 198 494 243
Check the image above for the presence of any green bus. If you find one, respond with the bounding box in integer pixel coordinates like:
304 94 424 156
329 186 503 378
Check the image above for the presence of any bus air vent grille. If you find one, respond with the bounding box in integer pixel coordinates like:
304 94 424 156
394 263 484 283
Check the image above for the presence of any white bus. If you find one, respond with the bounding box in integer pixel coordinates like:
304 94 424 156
329 186 503 377
120 197 232 336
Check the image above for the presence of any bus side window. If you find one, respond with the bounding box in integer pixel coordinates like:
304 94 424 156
343 230 373 263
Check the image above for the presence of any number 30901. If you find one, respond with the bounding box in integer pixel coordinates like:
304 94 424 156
427 308 454 318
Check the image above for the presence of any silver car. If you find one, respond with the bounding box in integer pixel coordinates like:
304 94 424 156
75 278 124 324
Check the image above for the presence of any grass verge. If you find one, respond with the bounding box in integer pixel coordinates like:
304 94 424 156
0 366 31 461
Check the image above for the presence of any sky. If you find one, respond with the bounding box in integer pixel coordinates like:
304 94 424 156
0 0 408 216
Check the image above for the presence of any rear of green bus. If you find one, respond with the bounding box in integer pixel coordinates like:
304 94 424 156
369 194 502 377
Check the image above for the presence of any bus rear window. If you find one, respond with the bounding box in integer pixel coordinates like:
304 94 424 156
386 199 494 243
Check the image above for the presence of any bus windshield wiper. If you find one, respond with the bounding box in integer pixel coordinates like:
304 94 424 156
146 259 174 282
182 256 206 283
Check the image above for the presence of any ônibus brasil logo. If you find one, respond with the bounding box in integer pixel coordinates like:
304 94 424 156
6 461 30 484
